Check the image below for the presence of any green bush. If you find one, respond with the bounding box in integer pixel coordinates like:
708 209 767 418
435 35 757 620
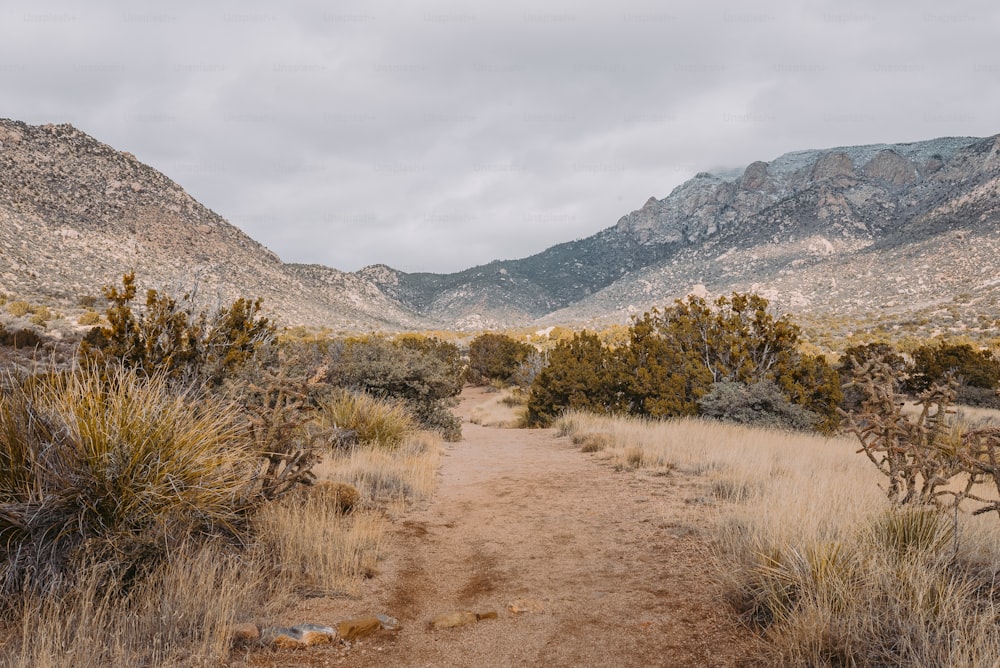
468 332 536 386
908 342 1000 393
525 331 627 426
526 293 842 431
81 272 275 386
0 366 258 600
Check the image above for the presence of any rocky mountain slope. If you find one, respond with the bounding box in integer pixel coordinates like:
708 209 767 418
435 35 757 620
2 117 998 342
368 134 1000 341
0 119 427 330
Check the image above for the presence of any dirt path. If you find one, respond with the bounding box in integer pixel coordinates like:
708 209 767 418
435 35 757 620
250 388 758 667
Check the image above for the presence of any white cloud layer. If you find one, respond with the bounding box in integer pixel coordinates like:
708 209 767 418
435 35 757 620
3 0 998 272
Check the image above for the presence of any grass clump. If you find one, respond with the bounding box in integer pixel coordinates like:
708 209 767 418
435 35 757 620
5 301 31 318
319 390 418 449
0 365 257 600
77 310 102 326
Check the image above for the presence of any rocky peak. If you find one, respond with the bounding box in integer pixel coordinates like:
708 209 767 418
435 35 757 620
810 151 857 186
861 149 918 188
738 161 771 192
0 118 428 330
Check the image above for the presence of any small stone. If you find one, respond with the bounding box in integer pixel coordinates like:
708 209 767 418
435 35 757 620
374 613 401 631
260 623 337 649
430 611 477 630
294 624 337 646
338 616 383 641
475 610 498 621
261 627 305 650
507 599 544 614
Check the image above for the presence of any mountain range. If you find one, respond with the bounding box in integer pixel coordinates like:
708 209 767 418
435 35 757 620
2 118 998 344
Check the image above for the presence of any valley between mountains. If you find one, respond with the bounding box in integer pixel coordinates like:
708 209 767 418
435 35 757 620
3 117 999 344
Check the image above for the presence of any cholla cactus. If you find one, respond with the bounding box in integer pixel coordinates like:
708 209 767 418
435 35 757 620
843 357 1000 519
840 358 962 506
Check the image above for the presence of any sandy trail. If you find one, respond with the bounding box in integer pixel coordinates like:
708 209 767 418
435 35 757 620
250 388 757 667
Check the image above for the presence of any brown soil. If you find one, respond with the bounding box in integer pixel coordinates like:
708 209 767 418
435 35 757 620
243 388 760 667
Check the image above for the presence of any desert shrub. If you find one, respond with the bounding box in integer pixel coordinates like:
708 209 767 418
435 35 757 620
0 326 42 349
625 294 841 430
525 331 628 426
908 341 1000 393
318 390 417 449
527 293 842 431
330 334 463 440
81 272 275 386
955 385 1000 409
5 301 31 318
77 309 102 326
0 365 258 601
698 380 819 431
837 342 907 411
468 332 536 386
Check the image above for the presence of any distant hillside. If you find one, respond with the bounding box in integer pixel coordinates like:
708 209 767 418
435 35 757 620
0 119 427 330
362 134 1000 342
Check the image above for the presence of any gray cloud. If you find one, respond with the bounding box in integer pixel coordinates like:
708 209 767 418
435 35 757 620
2 0 998 272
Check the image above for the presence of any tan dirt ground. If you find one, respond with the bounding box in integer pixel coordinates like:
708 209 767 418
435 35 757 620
241 387 761 667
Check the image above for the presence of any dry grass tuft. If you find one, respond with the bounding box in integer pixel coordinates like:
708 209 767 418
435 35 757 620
0 371 444 667
318 390 418 449
254 493 386 597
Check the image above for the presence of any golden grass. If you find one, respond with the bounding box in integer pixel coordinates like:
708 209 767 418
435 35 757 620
466 388 524 428
317 390 418 449
314 430 442 506
556 411 1000 666
6 542 274 668
254 495 386 598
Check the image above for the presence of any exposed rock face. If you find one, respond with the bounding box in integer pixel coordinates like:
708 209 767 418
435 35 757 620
862 150 919 188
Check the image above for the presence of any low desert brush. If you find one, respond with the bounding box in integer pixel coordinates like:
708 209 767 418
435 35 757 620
0 365 258 600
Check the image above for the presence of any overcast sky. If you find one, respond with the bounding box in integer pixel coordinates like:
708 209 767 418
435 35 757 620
2 0 998 273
